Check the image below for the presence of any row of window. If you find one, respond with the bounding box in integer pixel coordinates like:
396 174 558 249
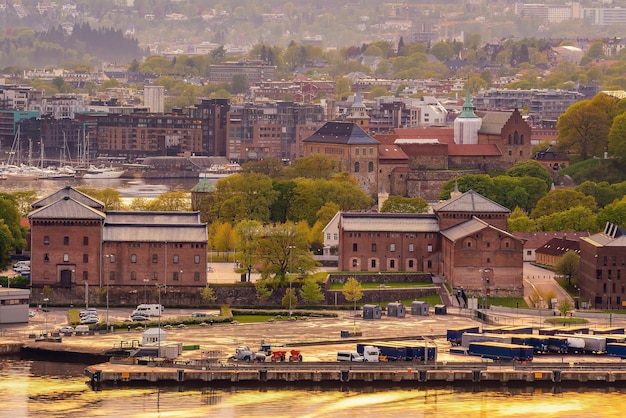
350 258 433 269
347 232 437 239
108 271 201 281
44 236 89 246
43 253 202 264
596 269 623 280
352 243 434 253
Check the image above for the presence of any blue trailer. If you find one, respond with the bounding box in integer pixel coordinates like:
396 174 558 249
447 326 480 346
607 343 626 358
496 326 533 335
510 334 550 353
592 327 625 335
468 342 534 361
547 336 569 354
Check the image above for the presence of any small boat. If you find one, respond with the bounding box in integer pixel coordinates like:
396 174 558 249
83 165 124 179
119 182 169 198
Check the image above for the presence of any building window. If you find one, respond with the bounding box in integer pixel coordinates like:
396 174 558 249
371 259 376 268
352 259 358 267
527 250 532 256
82 271 88 281
427 244 433 253
173 254 179 264
64 236 69 245
326 233 331 240
194 272 200 281
63 253 69 262
371 243 377 252
44 236 50 245
409 260 414 268
354 162 360 172
152 254 158 263
353 243 358 251
108 255 115 263
467 241 471 248
390 244 395 252
83 237 89 245
173 271 180 281
44 253 49 262
486 242 490 248
369 147 373 155
333 233 338 240
427 260 432 268
83 254 88 263
194 255 200 264
130 271 137 281
131 254 137 263
109 271 115 281
390 259 395 269
409 244 414 252
355 148 359 155
368 162 374 172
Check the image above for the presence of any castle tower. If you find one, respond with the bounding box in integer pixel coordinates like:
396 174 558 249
453 88 481 144
346 92 370 132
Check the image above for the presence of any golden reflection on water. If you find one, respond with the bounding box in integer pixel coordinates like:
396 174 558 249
2 360 626 417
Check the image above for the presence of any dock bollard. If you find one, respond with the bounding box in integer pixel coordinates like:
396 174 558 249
552 370 561 383
259 370 267 382
419 370 427 382
177 369 185 382
340 370 350 382
472 370 481 382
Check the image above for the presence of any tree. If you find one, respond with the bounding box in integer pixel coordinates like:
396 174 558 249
507 207 537 232
10 190 38 216
231 74 248 94
506 160 553 191
214 173 279 223
536 206 597 232
213 222 237 257
145 191 190 211
342 277 363 333
255 281 273 301
530 189 597 219
286 155 337 179
557 299 572 316
75 187 122 211
556 99 609 160
430 42 455 62
380 196 428 213
201 286 216 303
555 251 579 286
281 288 297 312
300 277 325 304
235 220 262 281
608 112 626 165
596 197 626 229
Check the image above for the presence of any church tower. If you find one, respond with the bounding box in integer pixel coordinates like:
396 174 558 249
454 88 482 144
347 92 370 132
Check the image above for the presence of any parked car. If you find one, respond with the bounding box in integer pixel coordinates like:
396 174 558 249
58 326 74 334
80 316 99 325
28 310 36 318
191 312 213 317
79 308 98 317
131 315 149 322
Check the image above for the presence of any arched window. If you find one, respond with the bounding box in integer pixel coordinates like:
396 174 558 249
508 134 512 145
514 131 519 145
520 134 524 145
354 162 360 172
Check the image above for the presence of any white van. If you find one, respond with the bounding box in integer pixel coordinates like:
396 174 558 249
132 304 164 317
337 351 364 362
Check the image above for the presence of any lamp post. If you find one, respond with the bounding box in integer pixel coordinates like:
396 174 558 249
288 246 295 320
143 279 149 303
43 297 49 336
156 284 166 364
104 254 112 332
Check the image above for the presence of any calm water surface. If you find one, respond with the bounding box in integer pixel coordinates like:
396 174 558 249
0 359 624 417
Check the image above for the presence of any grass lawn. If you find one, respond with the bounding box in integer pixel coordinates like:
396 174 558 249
233 315 284 323
328 282 434 290
544 317 589 325
485 297 528 309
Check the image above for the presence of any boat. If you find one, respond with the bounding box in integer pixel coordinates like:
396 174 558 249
118 182 169 198
82 165 125 179
38 165 76 180
198 162 241 179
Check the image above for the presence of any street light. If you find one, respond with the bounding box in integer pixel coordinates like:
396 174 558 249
143 279 150 303
104 254 112 332
288 246 295 320
43 297 49 336
155 284 166 364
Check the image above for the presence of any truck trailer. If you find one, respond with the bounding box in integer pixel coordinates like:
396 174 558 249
447 326 480 346
468 342 534 361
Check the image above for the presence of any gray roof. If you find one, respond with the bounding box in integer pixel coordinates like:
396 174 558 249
105 211 201 225
28 196 106 220
477 111 512 135
303 122 380 145
433 190 510 214
103 224 207 242
581 233 626 247
441 217 515 242
340 213 440 233
31 185 104 210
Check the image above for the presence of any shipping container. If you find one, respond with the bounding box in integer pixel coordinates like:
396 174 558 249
461 332 512 348
447 326 480 345
468 342 534 361
607 343 626 359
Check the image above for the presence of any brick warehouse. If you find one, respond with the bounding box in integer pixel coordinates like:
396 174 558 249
337 190 524 297
28 186 208 298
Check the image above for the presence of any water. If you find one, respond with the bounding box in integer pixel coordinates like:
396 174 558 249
1 358 625 417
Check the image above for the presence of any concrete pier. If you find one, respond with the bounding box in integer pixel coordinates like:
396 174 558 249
84 361 626 387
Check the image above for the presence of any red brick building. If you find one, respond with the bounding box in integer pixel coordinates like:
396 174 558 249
579 222 626 309
337 190 524 296
28 187 208 294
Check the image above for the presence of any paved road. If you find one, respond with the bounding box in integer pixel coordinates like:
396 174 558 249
524 262 573 307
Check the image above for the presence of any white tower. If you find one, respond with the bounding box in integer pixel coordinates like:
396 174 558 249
453 88 481 144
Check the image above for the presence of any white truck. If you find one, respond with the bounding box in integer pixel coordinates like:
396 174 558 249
234 346 266 362
337 346 381 362
132 304 164 317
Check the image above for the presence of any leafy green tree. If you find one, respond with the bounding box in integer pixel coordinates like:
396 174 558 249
342 277 363 332
300 277 325 304
536 206 597 232
201 286 216 303
231 74 248 94
439 174 495 200
255 281 273 301
506 160 553 191
256 222 318 286
555 251 580 286
557 99 609 160
241 158 284 178
530 189 597 219
608 112 626 165
576 181 620 209
235 220 262 281
145 191 190 211
507 207 538 232
558 299 572 316
281 288 298 311
380 196 428 213
213 222 236 257
286 155 338 179
430 42 456 62
75 187 122 211
10 190 38 216
214 173 279 223
596 197 626 230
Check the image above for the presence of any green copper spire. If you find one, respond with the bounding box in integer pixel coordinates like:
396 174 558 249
459 88 478 118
